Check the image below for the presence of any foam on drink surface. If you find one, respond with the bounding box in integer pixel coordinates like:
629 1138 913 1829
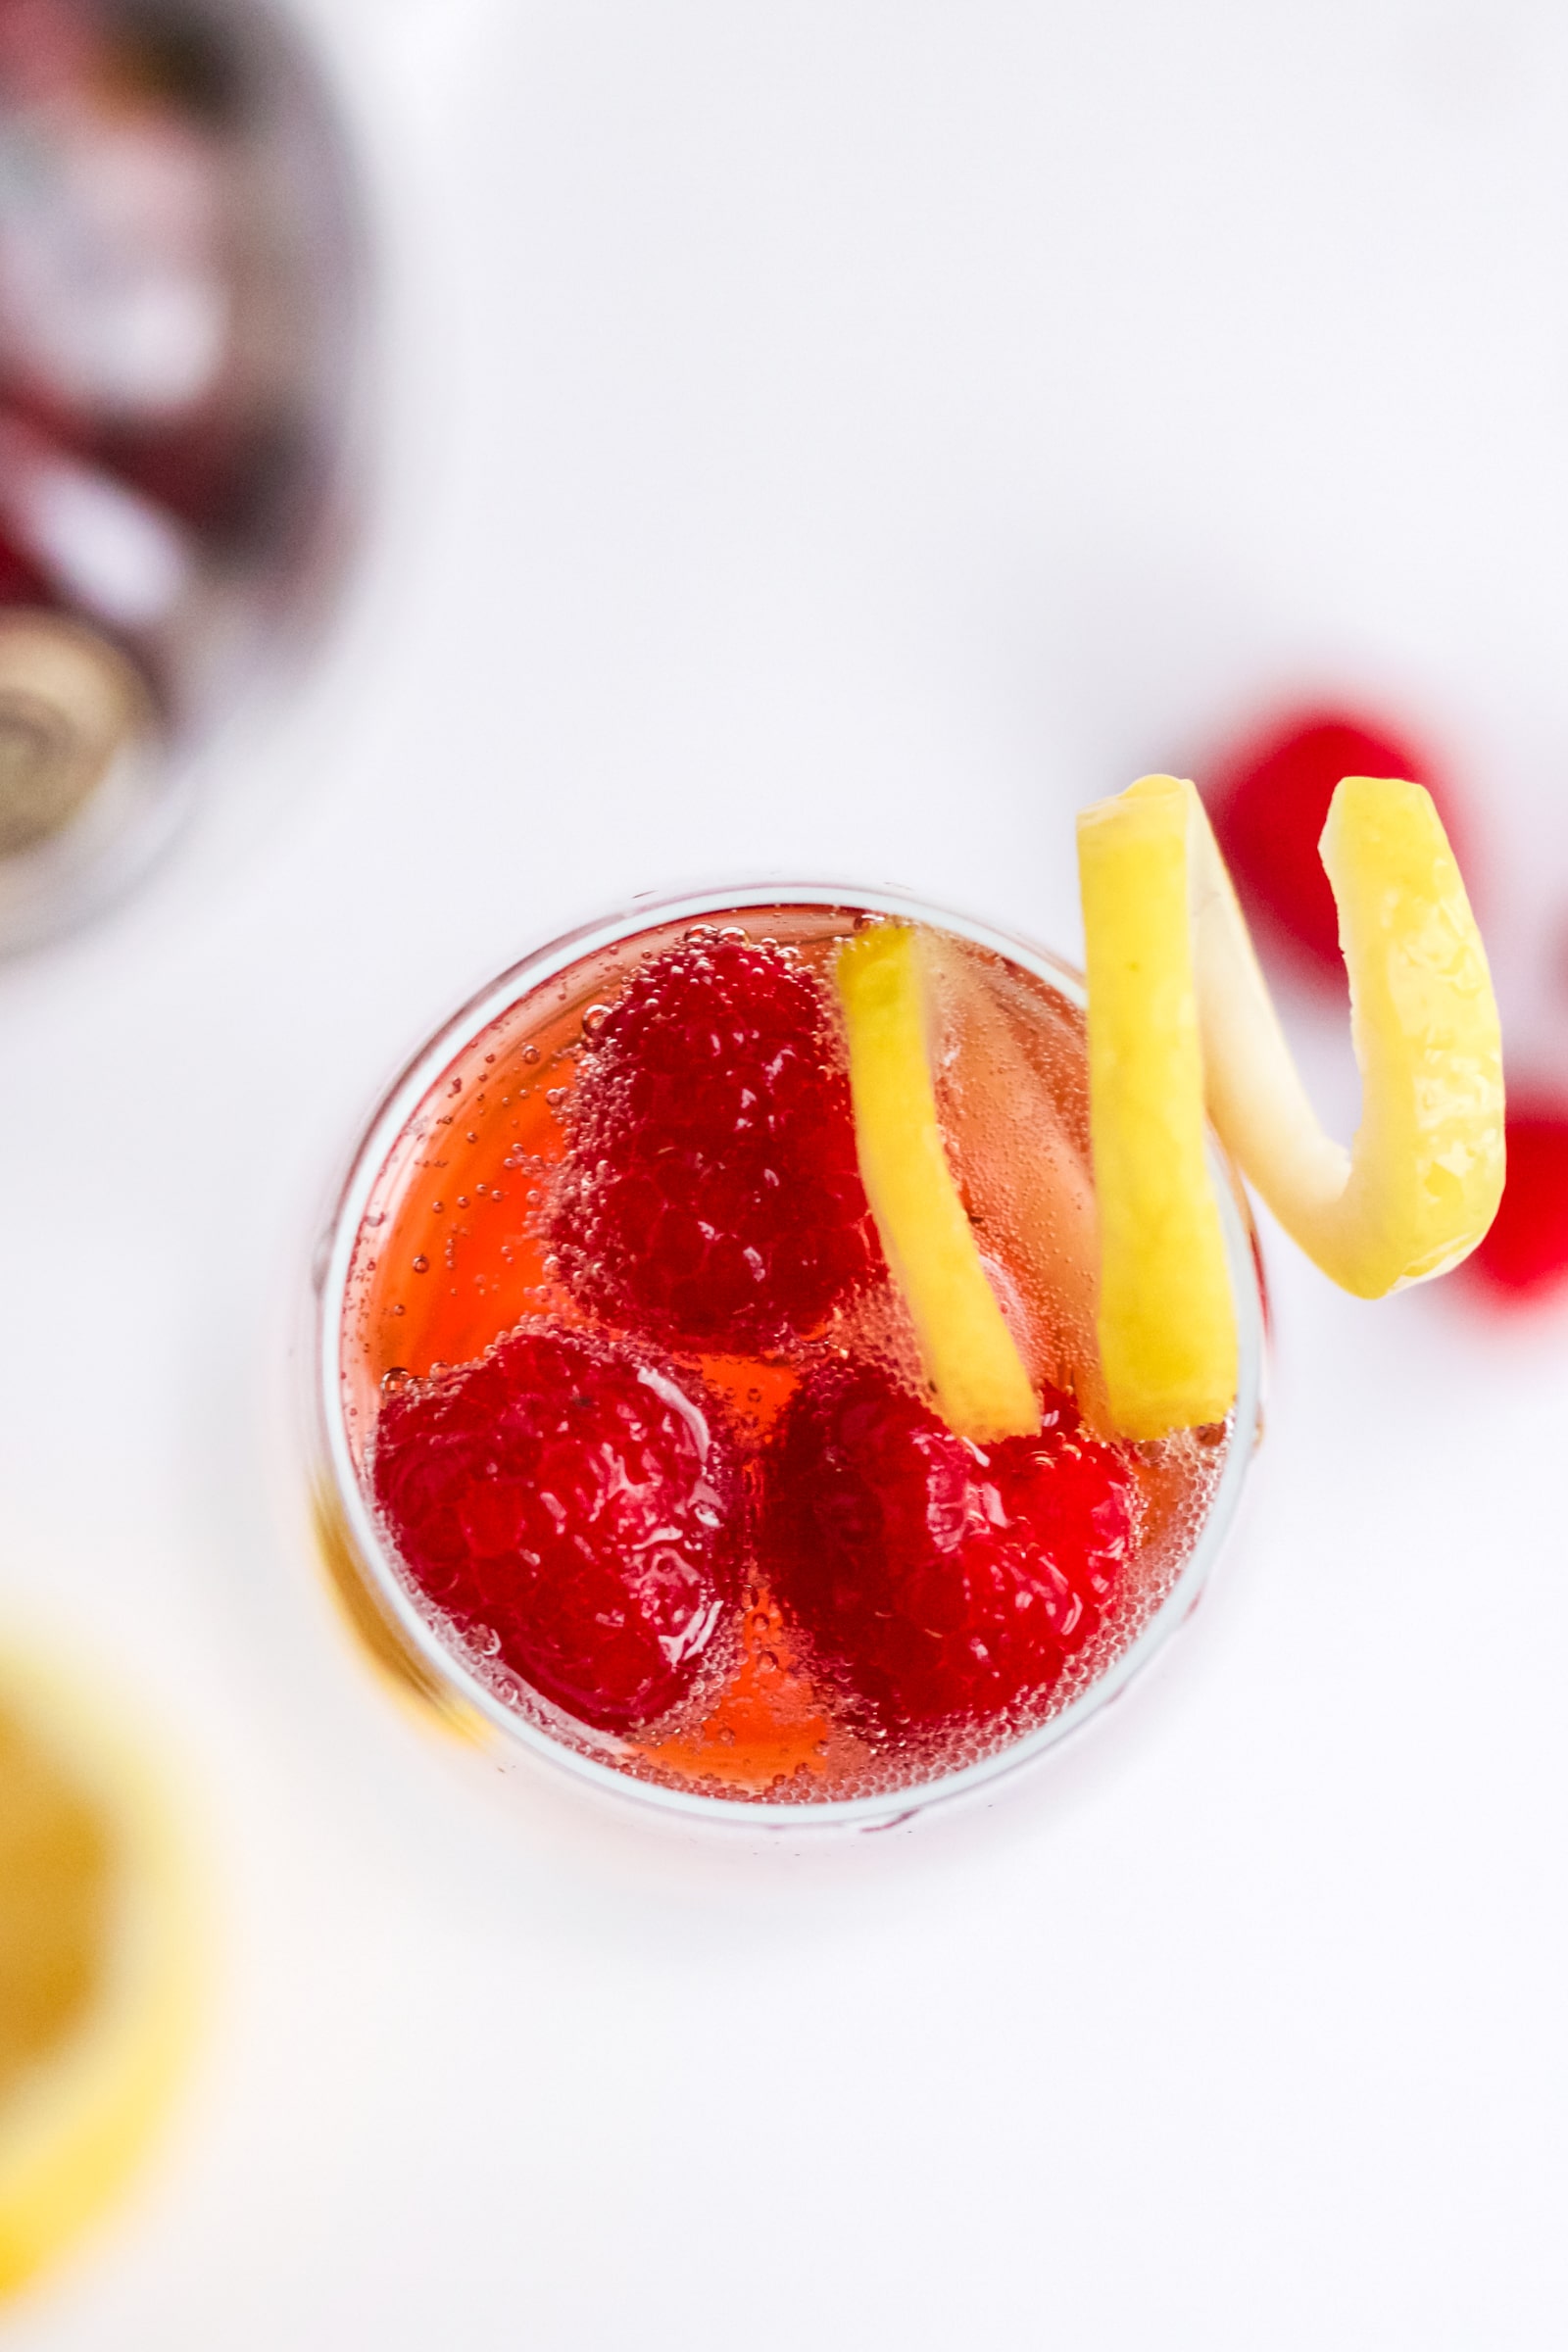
341 906 1229 1803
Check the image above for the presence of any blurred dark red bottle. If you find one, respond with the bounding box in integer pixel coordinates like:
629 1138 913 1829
0 518 54 605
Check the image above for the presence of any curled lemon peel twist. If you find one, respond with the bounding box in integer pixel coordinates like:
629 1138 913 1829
835 924 1041 1444
1079 771 1505 1440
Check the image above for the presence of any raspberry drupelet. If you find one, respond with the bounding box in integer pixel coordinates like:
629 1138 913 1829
551 933 882 1353
372 1323 744 1735
760 1357 1137 1740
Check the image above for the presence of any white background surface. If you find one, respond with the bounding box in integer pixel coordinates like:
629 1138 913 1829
7 0 1568 2342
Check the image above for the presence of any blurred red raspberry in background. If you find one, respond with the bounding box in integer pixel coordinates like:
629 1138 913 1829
1200 709 1469 988
1460 1102 1568 1305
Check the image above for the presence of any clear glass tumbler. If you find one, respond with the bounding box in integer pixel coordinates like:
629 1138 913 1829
307 881 1266 1835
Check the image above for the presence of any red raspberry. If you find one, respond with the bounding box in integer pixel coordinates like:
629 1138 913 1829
371 1323 744 1734
760 1358 1136 1740
552 932 882 1352
1462 1103 1568 1301
1203 710 1466 984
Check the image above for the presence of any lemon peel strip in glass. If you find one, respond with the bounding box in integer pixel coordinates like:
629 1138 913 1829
921 933 1113 1437
835 924 1040 1443
1186 770 1504 1298
1078 777 1239 1440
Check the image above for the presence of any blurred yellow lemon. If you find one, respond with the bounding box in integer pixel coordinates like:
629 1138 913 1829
0 1648 197 2297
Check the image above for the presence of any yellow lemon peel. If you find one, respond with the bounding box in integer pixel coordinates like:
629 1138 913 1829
1078 777 1239 1440
835 923 1040 1442
1078 769 1504 1437
922 934 1112 1435
0 1649 198 2299
1186 770 1504 1296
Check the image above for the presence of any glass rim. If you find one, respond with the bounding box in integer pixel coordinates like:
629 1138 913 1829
310 876 1266 1834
